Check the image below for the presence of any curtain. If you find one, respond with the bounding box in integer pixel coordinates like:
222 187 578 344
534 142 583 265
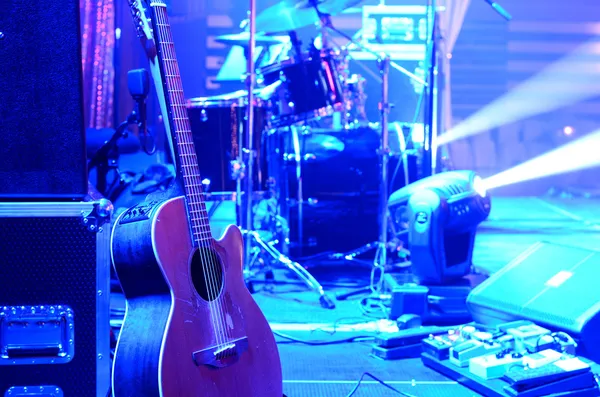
437 0 471 132
80 0 116 128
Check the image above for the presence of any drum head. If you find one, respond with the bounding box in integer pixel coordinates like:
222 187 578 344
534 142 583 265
187 90 264 108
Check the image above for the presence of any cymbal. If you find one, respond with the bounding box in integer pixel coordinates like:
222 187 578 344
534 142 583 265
256 0 362 33
215 32 287 47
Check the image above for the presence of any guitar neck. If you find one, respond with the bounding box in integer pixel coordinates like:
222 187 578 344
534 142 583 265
150 2 211 244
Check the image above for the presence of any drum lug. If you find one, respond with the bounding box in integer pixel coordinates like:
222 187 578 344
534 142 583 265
230 159 246 180
242 148 257 157
283 153 317 162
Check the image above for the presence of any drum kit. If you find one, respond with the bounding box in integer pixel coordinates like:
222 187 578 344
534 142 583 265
186 0 433 308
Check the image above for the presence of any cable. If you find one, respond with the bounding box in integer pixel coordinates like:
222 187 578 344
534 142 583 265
359 296 389 319
308 316 386 336
272 330 374 346
294 250 336 261
249 279 370 289
345 372 417 397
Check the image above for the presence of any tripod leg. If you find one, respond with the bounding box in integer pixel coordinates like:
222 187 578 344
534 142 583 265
249 231 335 309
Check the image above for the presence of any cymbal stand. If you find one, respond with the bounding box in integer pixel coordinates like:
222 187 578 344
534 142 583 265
240 0 335 309
314 10 429 297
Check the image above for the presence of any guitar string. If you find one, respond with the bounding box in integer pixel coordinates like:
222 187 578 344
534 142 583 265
156 6 231 349
154 7 225 349
156 8 225 350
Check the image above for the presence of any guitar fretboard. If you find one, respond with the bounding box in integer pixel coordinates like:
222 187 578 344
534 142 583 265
151 4 212 245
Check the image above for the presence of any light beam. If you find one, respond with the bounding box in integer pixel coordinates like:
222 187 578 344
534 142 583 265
439 38 600 145
483 128 600 190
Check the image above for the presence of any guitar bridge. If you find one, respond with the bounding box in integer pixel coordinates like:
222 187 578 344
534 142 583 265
192 336 249 368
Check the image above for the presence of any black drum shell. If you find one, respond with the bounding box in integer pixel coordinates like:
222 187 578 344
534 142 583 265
187 99 269 192
259 54 344 125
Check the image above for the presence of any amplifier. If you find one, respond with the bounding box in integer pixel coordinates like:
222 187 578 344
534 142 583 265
0 0 87 199
0 202 112 397
467 241 600 362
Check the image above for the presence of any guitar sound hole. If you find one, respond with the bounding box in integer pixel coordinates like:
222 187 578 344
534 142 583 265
190 248 224 302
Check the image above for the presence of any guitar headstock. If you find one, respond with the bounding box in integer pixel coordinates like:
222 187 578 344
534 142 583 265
127 0 156 58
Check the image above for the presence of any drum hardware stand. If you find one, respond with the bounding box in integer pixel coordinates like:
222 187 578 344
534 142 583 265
310 7 430 298
289 124 304 257
239 0 336 309
421 0 438 178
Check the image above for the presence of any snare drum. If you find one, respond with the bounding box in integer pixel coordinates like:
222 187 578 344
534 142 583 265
259 52 344 126
187 92 269 192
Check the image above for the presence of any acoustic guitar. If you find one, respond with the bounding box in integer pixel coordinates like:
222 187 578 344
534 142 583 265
110 1 283 396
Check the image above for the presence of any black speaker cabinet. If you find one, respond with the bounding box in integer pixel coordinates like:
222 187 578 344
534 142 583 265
0 1 88 199
0 202 111 396
467 241 600 362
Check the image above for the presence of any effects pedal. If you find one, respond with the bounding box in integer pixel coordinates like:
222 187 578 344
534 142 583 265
503 357 593 393
506 324 551 353
373 326 457 360
422 331 463 360
469 352 524 380
375 326 455 348
522 349 563 369
449 339 504 367
372 343 423 360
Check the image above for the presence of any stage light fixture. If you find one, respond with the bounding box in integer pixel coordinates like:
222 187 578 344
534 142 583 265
389 171 492 284
562 125 575 136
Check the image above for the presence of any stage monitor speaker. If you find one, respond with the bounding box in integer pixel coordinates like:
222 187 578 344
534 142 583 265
0 1 87 200
467 241 600 362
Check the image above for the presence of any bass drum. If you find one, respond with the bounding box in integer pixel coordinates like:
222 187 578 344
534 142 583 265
266 124 419 258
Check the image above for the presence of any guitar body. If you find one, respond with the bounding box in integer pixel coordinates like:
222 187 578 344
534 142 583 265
111 196 283 397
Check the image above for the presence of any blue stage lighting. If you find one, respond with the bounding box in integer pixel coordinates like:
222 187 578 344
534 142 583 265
472 175 487 198
389 171 492 284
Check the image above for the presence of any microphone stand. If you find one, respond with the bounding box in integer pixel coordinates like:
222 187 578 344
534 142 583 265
422 0 437 178
241 0 335 308
314 10 428 298
483 0 512 21
89 68 151 196
88 113 136 196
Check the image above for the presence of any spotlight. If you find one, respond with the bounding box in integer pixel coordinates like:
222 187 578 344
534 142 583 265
562 125 575 136
389 171 492 284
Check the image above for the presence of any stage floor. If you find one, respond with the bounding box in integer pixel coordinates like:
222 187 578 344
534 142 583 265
108 196 600 396
251 196 600 397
